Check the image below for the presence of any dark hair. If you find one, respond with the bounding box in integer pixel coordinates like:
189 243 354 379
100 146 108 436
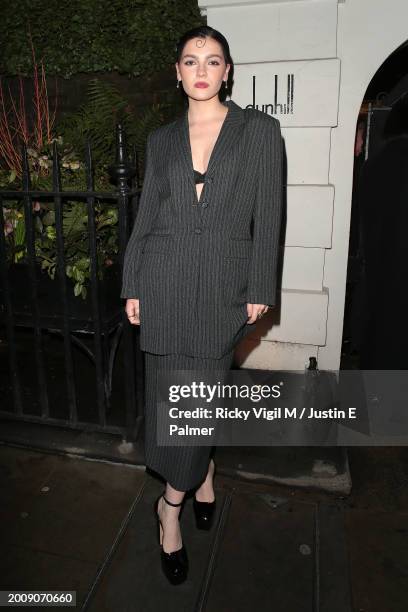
175 26 233 96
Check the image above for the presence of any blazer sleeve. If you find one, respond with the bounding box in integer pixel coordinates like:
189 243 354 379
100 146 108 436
246 117 283 306
120 132 160 299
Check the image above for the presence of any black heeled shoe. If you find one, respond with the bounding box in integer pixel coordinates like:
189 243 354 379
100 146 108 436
193 459 216 530
154 493 188 585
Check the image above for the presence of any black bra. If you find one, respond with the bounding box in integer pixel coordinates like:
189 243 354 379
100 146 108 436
193 169 206 184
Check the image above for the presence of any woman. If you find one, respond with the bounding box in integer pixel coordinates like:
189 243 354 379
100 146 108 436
121 25 283 584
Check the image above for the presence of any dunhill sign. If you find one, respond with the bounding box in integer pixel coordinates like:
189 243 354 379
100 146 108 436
235 59 339 126
245 74 295 116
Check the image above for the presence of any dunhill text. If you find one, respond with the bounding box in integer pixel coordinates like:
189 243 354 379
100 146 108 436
246 73 295 116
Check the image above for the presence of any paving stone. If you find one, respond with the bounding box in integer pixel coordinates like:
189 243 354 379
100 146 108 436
202 489 315 611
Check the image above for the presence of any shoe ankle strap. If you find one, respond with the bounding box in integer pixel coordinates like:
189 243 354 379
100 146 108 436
162 494 183 507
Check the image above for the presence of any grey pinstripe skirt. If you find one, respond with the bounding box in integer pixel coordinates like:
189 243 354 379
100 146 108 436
143 350 235 491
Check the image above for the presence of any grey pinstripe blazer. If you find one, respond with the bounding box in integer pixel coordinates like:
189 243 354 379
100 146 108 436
121 98 284 358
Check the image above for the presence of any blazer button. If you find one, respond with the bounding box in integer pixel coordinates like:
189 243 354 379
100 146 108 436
194 228 202 234
201 201 208 208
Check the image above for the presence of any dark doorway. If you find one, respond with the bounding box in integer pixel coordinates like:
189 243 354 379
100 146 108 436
341 40 408 369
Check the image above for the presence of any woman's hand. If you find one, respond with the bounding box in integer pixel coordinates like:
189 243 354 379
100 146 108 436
246 303 269 324
125 298 140 325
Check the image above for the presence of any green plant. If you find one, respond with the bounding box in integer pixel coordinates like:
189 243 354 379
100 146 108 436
1 144 121 300
0 32 58 178
36 200 119 299
0 0 205 79
1 72 165 299
56 77 166 168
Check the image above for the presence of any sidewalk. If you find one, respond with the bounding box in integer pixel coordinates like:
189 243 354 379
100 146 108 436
1 442 407 611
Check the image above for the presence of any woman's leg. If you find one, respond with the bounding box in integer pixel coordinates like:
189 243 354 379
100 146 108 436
156 483 186 553
195 458 215 502
146 349 234 551
144 350 233 491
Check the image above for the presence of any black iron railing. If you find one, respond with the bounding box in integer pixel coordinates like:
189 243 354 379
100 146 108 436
0 124 143 441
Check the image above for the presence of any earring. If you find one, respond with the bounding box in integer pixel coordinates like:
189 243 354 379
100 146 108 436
176 79 181 89
224 80 228 89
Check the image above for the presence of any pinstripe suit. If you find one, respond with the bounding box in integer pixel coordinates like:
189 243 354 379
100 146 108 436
121 98 284 490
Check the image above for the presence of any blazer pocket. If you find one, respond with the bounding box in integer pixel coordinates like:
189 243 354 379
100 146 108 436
223 243 252 306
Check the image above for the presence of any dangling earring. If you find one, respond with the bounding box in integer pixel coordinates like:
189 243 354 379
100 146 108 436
224 80 228 89
176 79 181 89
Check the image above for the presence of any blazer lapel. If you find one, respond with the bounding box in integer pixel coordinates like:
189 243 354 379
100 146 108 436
204 99 245 178
173 99 245 194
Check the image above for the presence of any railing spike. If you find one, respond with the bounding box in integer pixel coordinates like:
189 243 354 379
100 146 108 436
108 123 136 195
